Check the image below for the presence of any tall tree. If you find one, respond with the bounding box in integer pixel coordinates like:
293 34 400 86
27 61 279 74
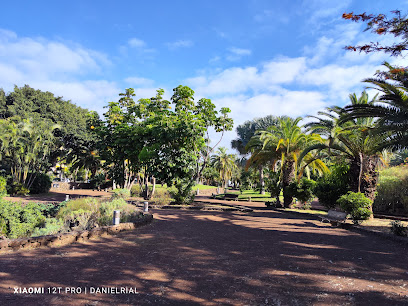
253 117 326 207
232 115 281 194
306 91 389 208
211 147 237 188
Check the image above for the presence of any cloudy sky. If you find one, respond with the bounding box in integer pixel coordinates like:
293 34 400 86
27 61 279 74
0 0 407 151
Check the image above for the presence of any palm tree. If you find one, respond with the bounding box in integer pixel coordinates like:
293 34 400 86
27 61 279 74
305 91 389 207
232 115 281 194
252 117 327 207
211 147 237 188
341 62 408 149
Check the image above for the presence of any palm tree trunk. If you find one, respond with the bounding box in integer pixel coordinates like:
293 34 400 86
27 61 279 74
282 160 295 208
259 165 265 195
349 154 379 218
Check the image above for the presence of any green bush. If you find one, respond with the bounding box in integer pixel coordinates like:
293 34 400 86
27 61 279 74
7 182 30 196
57 197 141 230
38 202 67 218
374 165 408 215
286 178 316 204
337 192 372 224
29 173 52 194
314 163 350 209
31 218 64 237
0 200 45 238
265 171 281 204
152 188 172 206
130 184 142 197
169 179 195 204
390 220 407 237
89 173 106 190
111 188 130 200
0 177 7 198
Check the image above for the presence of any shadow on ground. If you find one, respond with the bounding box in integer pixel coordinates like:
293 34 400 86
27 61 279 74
0 209 407 305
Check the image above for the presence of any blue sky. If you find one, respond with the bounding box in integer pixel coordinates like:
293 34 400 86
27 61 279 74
0 0 407 150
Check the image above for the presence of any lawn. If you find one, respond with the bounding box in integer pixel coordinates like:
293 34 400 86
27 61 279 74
216 189 278 202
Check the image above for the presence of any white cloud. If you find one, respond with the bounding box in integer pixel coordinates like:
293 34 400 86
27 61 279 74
0 29 118 116
128 38 146 48
120 37 156 57
166 40 194 50
226 47 252 61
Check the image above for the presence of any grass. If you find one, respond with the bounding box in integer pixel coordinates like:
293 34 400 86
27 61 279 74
150 184 217 191
216 189 278 202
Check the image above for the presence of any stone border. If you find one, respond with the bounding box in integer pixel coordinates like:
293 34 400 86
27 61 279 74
0 213 153 253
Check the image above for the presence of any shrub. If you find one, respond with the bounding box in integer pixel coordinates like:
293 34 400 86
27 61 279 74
89 173 106 190
57 197 141 230
7 182 30 196
38 202 67 218
29 173 52 194
0 177 6 198
169 179 195 204
390 220 407 237
286 178 315 204
265 171 281 203
337 192 372 224
111 188 130 200
0 200 45 238
31 218 64 237
314 163 350 209
374 165 408 215
130 184 142 197
152 189 172 206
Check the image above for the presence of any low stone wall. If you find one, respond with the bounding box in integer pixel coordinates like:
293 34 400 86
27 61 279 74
51 182 93 191
196 188 221 196
0 213 153 252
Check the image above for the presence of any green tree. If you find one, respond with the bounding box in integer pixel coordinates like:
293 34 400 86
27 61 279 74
0 117 59 189
211 147 237 188
232 115 282 194
253 117 327 207
306 91 389 209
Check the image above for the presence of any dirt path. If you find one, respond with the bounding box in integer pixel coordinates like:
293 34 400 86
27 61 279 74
0 208 407 305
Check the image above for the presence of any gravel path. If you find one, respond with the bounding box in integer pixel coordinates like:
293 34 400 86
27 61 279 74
0 208 407 305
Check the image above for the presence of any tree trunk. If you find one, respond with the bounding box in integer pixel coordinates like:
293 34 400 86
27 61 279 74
259 165 265 195
349 154 379 218
151 177 156 199
282 160 295 208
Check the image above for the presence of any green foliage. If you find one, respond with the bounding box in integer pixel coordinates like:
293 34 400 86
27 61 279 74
130 184 142 197
29 173 52 194
314 163 350 209
152 188 172 206
337 192 372 223
390 220 407 237
264 171 280 196
111 188 130 200
0 200 45 238
0 177 6 197
374 165 408 215
31 218 64 237
169 179 195 204
287 178 316 204
38 202 67 218
56 197 141 230
89 173 107 190
7 182 30 196
93 86 233 191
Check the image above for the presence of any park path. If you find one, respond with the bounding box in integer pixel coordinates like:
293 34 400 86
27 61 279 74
0 207 407 305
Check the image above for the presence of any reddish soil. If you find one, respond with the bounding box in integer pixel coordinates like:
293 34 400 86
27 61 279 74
0 196 407 305
3 188 112 203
